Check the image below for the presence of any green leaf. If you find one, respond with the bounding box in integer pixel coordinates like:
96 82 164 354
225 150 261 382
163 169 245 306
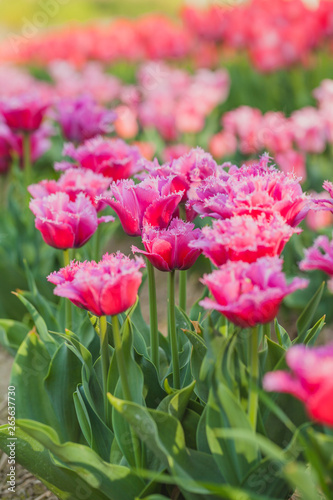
263 337 286 373
0 319 30 355
74 385 114 461
283 462 323 500
294 315 326 346
296 282 325 339
274 319 292 349
13 291 58 354
206 386 260 485
16 419 145 500
0 423 109 500
157 380 196 421
44 343 82 442
108 395 224 494
10 330 63 438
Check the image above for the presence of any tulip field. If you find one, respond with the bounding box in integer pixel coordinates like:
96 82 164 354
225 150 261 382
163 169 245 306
1 0 333 499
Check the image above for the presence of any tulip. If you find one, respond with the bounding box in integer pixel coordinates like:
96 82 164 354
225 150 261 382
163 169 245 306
98 176 184 237
263 344 333 427
132 218 202 272
54 95 116 143
56 136 141 181
200 256 308 328
0 93 49 133
29 192 113 250
28 168 111 211
299 234 333 276
48 252 145 317
190 214 300 266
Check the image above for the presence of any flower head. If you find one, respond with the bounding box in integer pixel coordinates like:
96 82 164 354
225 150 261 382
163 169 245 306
200 257 308 328
263 344 333 427
0 93 50 132
28 168 111 211
54 95 116 143
56 136 141 180
132 218 202 271
299 234 333 276
191 214 300 266
48 252 145 316
30 192 113 249
98 176 183 236
189 155 310 227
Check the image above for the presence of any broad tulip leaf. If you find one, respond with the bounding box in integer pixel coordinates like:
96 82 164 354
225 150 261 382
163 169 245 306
44 343 82 442
16 419 145 500
10 330 63 438
108 395 224 494
0 423 109 500
74 384 114 461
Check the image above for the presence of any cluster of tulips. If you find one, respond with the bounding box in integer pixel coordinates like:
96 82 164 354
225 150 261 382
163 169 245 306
1 1 333 498
2 83 333 498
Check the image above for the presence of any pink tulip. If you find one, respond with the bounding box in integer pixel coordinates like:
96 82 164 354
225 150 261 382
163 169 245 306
299 234 333 276
98 176 184 236
132 218 202 271
54 95 116 143
0 93 50 132
30 192 114 249
188 155 311 227
56 136 141 181
140 147 223 204
263 344 333 427
209 131 237 159
200 256 308 328
28 168 111 211
190 214 300 266
48 252 145 316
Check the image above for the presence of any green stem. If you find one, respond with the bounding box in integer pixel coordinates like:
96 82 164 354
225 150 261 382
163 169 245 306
248 325 259 431
99 316 110 423
94 224 101 261
23 132 32 204
111 315 141 469
179 270 187 313
168 271 180 389
146 260 159 373
63 249 72 331
263 322 271 340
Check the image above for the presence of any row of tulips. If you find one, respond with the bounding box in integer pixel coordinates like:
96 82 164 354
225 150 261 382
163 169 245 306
2 0 333 72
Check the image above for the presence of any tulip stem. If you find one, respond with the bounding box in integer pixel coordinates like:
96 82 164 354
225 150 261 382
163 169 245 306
147 260 159 373
111 315 141 469
63 249 72 332
179 270 187 312
23 132 31 203
168 270 180 389
248 325 259 431
94 224 101 261
99 315 110 424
